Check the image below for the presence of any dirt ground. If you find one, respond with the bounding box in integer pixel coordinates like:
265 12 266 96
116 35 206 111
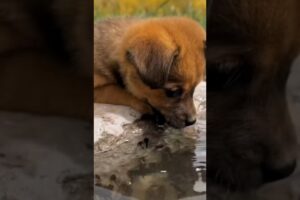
0 113 93 200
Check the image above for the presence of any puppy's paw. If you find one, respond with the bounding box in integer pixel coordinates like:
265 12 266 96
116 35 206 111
131 101 153 116
139 113 155 121
134 115 166 135
139 111 166 126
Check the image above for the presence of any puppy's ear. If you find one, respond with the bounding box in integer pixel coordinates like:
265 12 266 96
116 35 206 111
126 40 178 88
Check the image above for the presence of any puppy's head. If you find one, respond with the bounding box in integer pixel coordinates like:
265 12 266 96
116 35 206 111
120 17 206 128
207 0 299 190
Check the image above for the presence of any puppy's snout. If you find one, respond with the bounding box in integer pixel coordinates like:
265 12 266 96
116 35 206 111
262 160 297 183
185 116 196 126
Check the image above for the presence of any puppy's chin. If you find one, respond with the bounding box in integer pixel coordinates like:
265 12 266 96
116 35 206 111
152 111 186 129
165 117 186 129
150 108 193 129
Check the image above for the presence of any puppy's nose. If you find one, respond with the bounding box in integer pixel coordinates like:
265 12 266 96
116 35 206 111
185 117 196 126
262 160 297 183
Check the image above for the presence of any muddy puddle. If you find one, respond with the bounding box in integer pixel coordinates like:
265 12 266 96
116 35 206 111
94 118 206 200
94 82 206 200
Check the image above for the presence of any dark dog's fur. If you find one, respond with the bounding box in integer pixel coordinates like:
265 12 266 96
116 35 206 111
94 17 206 128
0 0 93 119
207 0 300 190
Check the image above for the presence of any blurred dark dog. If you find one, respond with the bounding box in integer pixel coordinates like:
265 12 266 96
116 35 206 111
207 0 300 190
0 0 92 119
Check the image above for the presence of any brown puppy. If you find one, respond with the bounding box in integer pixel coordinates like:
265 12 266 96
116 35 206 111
94 17 206 128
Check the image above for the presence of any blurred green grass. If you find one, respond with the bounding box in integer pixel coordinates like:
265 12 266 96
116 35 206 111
94 0 206 27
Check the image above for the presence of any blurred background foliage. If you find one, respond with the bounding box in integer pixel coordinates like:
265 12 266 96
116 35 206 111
94 0 206 27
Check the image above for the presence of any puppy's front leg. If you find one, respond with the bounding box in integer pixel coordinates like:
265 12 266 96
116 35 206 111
94 84 153 115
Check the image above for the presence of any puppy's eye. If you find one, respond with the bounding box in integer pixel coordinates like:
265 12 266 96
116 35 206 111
207 57 252 91
165 88 183 98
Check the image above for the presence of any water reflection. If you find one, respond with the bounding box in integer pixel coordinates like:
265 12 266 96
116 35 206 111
94 121 206 200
